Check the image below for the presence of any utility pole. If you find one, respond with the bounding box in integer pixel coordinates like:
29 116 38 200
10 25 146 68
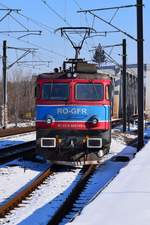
1 41 38 128
137 0 144 150
122 39 127 132
2 40 7 129
78 2 144 149
95 41 127 132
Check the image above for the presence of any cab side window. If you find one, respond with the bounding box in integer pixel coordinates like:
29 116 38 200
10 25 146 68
35 84 40 98
105 85 111 100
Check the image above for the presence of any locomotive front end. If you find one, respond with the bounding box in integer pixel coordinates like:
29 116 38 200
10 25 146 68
36 62 111 166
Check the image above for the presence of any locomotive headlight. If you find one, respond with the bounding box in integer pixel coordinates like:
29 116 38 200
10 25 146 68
66 72 72 78
47 118 52 124
66 72 78 78
73 73 78 78
46 115 54 124
92 117 99 125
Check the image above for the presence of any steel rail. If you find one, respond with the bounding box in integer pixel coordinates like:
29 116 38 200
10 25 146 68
0 126 35 138
47 165 97 225
0 141 36 164
112 114 138 128
0 166 53 217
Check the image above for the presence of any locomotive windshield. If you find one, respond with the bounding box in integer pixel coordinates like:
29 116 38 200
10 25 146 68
42 83 69 100
76 83 103 100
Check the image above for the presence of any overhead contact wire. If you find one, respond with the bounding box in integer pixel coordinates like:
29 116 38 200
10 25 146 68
40 0 71 26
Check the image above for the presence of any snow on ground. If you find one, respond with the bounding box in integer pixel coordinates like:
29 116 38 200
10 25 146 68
0 138 136 225
0 166 80 225
1 123 149 225
0 159 49 206
60 139 137 224
144 127 150 140
68 139 150 225
0 121 35 129
0 132 36 149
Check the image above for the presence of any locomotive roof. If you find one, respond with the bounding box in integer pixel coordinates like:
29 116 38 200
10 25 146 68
37 72 111 80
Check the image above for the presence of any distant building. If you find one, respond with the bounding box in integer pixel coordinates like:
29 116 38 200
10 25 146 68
100 64 150 115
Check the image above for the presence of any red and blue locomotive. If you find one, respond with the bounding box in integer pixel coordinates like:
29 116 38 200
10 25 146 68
36 60 111 166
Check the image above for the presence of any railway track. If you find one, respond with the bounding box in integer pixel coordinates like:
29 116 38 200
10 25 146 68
0 126 35 138
111 114 138 128
47 165 97 225
0 141 36 164
0 118 140 224
0 166 53 218
47 149 137 224
0 135 137 224
0 163 81 224
0 163 96 222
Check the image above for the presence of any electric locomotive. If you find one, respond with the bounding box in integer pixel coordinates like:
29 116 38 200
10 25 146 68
36 59 111 166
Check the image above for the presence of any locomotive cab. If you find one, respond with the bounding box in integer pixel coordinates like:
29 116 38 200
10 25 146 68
36 60 111 166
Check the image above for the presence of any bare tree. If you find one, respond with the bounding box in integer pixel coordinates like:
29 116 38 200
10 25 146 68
93 44 107 67
0 68 35 126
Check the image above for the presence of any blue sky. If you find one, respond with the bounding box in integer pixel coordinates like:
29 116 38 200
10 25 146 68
0 0 149 76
